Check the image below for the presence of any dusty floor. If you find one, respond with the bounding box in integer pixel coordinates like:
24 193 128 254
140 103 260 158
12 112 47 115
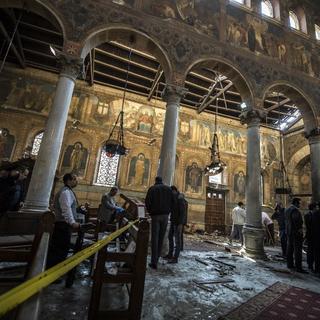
31 234 320 320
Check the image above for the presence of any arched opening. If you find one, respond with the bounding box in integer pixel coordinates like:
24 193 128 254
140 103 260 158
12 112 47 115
262 83 317 132
184 58 254 119
79 27 172 91
0 4 64 72
289 8 307 33
261 0 274 18
31 131 44 156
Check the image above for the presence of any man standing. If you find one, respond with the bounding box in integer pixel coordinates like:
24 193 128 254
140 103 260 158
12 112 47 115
47 173 80 268
164 186 187 264
145 176 173 269
304 203 316 271
230 202 246 246
99 186 124 224
285 198 307 273
272 203 287 257
311 203 320 276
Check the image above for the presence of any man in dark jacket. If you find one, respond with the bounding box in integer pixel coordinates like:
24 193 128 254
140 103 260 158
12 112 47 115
304 203 316 271
145 176 173 269
285 198 307 273
272 203 287 257
164 186 187 264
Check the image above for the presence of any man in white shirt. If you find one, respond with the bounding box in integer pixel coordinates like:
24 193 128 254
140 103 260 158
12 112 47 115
262 211 275 246
47 173 80 268
230 202 246 246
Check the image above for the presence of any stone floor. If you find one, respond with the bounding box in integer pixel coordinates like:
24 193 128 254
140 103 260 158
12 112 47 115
2 234 320 320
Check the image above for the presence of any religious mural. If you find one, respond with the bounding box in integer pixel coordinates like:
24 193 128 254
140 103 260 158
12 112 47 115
0 128 15 162
0 76 55 113
234 170 246 200
61 142 88 176
137 106 155 133
185 162 203 193
298 158 311 194
261 135 279 168
128 153 150 187
226 6 317 77
217 126 246 155
273 169 284 190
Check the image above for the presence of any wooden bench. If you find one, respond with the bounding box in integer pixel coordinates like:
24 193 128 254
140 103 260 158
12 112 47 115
88 218 149 320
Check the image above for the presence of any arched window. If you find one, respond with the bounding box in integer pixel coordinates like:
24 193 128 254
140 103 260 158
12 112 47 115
95 148 120 186
315 24 320 40
289 11 300 30
261 0 274 18
31 132 44 156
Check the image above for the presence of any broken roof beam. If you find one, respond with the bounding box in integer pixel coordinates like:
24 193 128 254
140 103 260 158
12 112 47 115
198 82 233 113
0 21 25 69
147 66 163 101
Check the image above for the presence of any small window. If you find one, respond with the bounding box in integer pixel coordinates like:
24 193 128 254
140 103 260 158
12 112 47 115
31 132 44 156
94 148 120 186
289 11 300 30
316 24 320 40
231 0 245 4
261 0 273 18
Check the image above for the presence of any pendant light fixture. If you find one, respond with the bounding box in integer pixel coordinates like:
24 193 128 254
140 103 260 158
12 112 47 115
204 76 226 176
104 48 132 157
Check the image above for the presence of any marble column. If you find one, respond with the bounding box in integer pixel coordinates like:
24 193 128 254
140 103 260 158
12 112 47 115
22 54 83 213
157 84 187 185
240 110 266 259
306 128 320 202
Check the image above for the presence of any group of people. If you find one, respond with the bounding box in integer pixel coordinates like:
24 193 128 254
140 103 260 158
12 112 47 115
230 197 320 275
230 202 275 246
273 198 320 274
145 176 188 269
0 164 29 215
47 174 188 271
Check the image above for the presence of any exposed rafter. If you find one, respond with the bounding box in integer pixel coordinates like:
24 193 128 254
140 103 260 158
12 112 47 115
148 66 163 100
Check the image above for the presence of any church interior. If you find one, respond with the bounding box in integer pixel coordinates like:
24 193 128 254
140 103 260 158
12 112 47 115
0 0 320 319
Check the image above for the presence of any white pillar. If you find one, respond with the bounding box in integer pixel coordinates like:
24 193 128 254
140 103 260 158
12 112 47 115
22 55 82 213
240 110 266 259
157 84 187 185
306 129 320 202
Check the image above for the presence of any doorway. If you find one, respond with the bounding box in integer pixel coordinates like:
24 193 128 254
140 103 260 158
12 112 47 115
205 188 226 234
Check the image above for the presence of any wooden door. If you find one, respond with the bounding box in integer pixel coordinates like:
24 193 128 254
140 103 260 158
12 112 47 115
205 188 226 234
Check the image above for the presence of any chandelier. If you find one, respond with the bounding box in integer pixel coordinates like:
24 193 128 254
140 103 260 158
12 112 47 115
104 49 132 157
204 72 226 176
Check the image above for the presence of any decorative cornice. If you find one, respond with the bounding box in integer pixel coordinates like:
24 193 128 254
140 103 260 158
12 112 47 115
305 127 320 143
57 53 84 81
162 84 188 104
240 109 267 126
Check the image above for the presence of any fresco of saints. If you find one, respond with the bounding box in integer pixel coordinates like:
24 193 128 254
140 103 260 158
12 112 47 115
128 153 150 187
61 142 88 176
185 162 202 193
234 170 246 198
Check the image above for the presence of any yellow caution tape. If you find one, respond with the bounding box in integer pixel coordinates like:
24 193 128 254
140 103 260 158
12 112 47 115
0 219 138 316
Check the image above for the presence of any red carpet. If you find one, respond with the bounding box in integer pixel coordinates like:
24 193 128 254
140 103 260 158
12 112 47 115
219 282 320 320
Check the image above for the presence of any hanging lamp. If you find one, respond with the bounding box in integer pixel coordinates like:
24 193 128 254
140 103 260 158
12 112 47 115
204 83 226 176
104 49 132 157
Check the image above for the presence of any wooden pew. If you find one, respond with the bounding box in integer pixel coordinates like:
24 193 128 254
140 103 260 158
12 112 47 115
88 218 149 320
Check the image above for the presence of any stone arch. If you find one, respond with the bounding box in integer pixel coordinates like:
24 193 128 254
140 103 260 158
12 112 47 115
262 81 318 133
184 56 255 105
0 0 66 41
79 25 173 82
287 144 310 174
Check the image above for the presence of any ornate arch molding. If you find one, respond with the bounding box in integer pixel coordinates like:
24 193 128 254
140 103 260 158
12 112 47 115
0 0 67 40
287 144 310 174
79 24 173 82
184 56 255 105
261 81 318 133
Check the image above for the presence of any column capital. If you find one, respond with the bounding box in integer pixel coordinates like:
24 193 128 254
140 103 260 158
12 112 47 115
57 53 84 81
162 84 188 104
305 128 320 143
240 109 267 126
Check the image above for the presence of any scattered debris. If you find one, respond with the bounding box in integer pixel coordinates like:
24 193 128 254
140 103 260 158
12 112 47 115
193 279 235 285
207 257 236 269
195 258 210 266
